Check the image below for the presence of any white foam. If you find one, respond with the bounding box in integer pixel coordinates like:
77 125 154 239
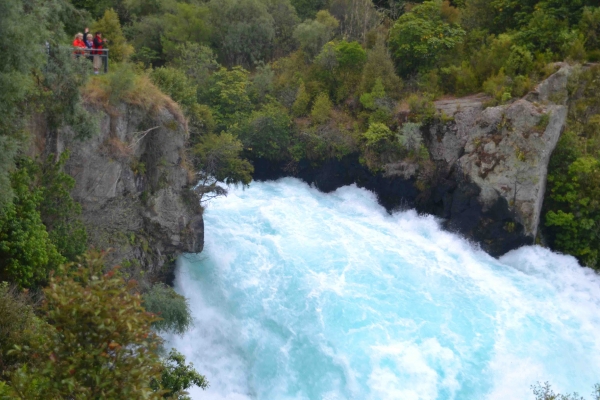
168 178 600 399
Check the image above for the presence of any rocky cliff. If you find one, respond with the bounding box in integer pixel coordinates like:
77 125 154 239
254 65 572 256
37 102 203 281
422 65 571 254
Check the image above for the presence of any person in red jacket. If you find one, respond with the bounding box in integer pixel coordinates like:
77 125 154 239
92 32 106 74
72 33 85 57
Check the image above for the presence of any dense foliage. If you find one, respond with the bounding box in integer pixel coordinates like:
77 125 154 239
0 254 206 399
543 66 600 269
2 0 600 394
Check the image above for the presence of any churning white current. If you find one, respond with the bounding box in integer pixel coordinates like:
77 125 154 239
167 178 600 400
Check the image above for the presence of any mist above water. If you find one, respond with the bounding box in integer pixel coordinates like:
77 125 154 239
168 178 600 400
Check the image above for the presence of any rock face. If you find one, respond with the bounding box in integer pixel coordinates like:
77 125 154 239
425 65 570 254
254 66 571 257
41 103 203 279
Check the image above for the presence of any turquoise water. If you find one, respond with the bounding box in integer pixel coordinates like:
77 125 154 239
168 178 600 400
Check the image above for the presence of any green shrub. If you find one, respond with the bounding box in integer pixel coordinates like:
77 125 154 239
142 283 193 335
363 122 394 149
482 70 512 104
360 78 386 110
310 92 333 125
150 67 198 111
360 44 403 98
233 102 292 160
292 80 311 117
6 253 163 399
505 45 534 77
439 62 479 96
407 93 436 122
0 165 65 288
388 0 465 76
150 349 209 398
91 9 134 62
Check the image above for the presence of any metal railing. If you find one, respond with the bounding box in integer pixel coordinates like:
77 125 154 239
73 48 109 74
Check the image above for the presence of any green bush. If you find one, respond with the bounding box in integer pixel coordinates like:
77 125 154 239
439 62 479 96
360 43 403 99
150 66 198 111
6 253 163 399
0 165 65 288
91 8 134 62
388 0 465 76
151 349 209 399
142 283 193 335
310 92 333 125
234 102 292 160
363 122 394 149
192 132 253 202
407 93 436 122
292 80 311 117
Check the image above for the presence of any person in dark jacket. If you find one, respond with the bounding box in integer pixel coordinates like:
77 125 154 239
85 33 94 62
92 32 105 74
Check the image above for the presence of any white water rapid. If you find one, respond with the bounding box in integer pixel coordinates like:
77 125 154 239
167 178 600 400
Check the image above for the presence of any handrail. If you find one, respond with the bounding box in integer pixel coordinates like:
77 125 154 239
73 48 109 74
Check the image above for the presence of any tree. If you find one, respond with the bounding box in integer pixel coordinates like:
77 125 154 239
580 7 600 51
310 92 333 124
290 0 329 20
208 0 276 67
169 43 219 103
360 78 386 110
331 40 367 99
292 79 311 117
6 253 164 399
92 8 134 62
263 0 301 57
233 102 293 160
207 66 253 130
192 132 254 202
0 0 54 211
329 0 381 42
397 122 423 153
151 349 209 400
360 43 402 98
37 153 88 262
388 0 465 76
161 3 211 58
0 282 45 374
128 15 168 66
532 381 600 400
0 164 65 288
293 10 339 59
150 67 199 111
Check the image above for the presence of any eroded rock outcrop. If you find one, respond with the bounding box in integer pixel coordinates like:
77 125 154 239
424 65 570 254
39 102 202 278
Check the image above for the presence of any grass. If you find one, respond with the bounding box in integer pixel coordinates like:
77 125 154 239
83 68 187 130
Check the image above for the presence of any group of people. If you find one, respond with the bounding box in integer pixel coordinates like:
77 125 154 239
73 28 107 74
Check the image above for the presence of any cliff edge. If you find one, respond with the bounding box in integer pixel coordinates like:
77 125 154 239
39 101 203 280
